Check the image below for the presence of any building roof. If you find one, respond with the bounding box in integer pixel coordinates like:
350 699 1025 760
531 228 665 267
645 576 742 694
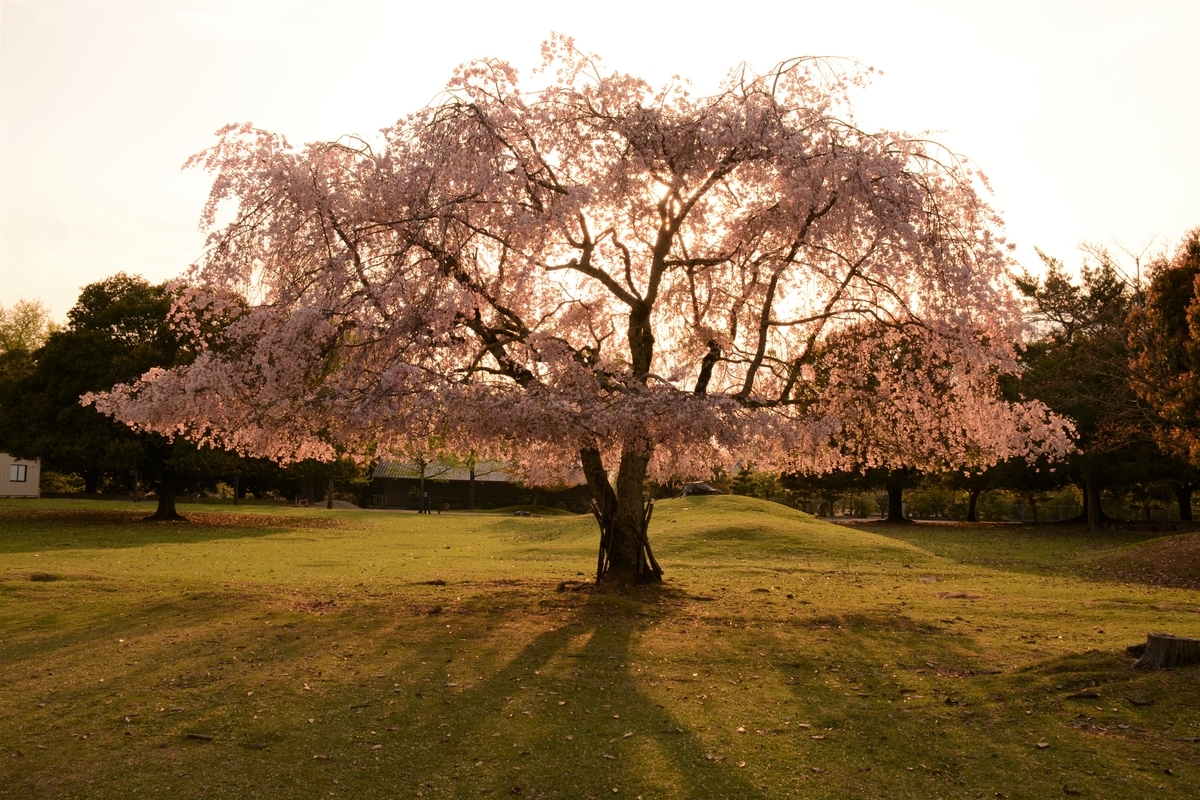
372 459 519 483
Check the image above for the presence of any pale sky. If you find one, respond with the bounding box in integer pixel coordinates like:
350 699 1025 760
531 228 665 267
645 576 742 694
2 0 1198 319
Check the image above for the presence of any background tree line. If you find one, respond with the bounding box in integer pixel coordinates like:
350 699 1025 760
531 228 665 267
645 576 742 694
0 275 372 518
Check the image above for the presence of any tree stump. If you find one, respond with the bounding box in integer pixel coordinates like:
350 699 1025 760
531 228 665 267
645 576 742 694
1132 633 1200 669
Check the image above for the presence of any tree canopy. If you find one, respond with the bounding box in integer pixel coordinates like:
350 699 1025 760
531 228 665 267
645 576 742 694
94 40 1070 581
1129 228 1200 467
0 299 57 355
0 274 203 516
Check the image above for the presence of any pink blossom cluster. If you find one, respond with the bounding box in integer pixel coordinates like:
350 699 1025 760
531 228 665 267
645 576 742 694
91 38 1072 482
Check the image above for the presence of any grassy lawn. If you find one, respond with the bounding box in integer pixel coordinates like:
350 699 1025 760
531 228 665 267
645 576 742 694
1 496 1198 799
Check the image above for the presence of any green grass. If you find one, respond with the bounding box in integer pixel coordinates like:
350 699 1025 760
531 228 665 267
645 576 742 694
1 496 1198 799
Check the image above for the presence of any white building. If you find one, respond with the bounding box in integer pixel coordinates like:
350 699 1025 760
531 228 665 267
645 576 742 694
0 453 40 498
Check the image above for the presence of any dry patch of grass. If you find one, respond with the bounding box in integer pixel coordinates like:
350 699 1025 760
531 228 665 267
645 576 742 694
1088 533 1200 590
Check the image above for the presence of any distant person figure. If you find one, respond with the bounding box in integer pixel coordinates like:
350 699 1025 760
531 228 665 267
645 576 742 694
421 490 431 514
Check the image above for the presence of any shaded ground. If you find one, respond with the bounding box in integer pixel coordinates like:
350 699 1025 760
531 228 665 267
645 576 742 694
1088 533 1200 590
847 519 1200 590
0 497 1197 799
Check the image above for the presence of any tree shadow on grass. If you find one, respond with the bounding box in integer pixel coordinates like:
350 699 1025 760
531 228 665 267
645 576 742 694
765 611 1200 799
362 586 774 800
7 578 1197 800
1 580 775 799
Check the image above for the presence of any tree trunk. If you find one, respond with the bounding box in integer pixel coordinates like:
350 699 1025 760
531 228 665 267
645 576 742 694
233 474 240 506
326 478 334 510
581 445 662 587
1060 482 1093 524
147 469 185 521
1133 633 1200 669
966 488 981 522
884 474 909 523
84 470 100 495
1084 477 1104 530
1175 486 1194 522
469 467 476 509
609 449 650 577
580 446 617 578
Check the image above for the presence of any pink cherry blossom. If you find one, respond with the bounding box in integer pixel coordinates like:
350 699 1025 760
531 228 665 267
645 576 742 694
91 38 1072 584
